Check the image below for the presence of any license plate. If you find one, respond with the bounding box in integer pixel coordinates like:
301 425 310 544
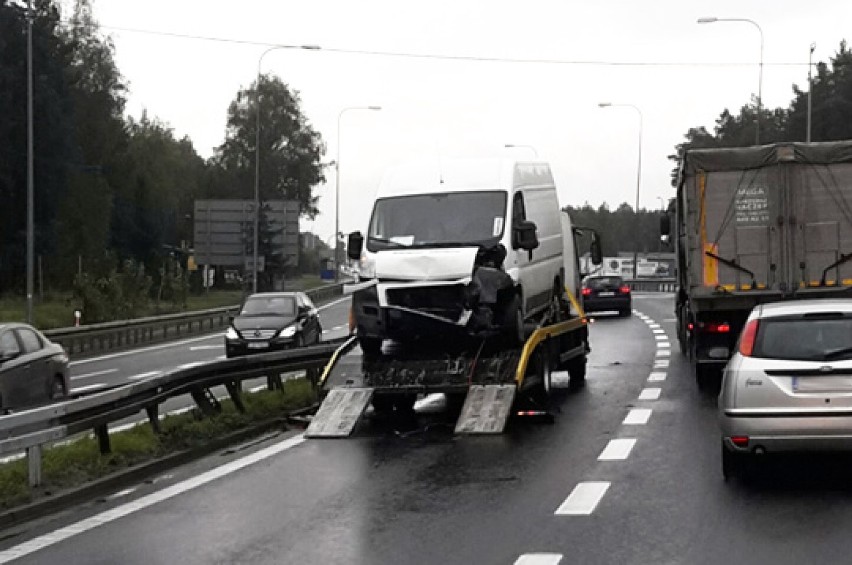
598 291 615 297
248 342 269 349
793 375 852 392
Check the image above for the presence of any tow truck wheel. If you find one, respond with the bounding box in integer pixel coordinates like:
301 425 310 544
504 295 525 346
566 355 587 390
359 336 383 356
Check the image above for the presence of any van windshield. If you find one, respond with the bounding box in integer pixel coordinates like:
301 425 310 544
366 191 507 251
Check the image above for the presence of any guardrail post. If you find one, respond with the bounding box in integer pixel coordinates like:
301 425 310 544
95 424 111 454
190 387 221 417
27 445 42 487
267 374 283 391
225 381 245 413
145 405 161 434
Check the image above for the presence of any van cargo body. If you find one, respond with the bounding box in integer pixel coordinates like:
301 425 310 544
673 141 852 385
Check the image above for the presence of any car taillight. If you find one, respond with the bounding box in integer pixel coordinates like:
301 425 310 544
619 285 631 294
581 288 592 296
739 319 759 357
699 322 730 333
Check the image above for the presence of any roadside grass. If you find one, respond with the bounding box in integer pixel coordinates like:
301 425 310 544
0 378 316 510
0 275 332 329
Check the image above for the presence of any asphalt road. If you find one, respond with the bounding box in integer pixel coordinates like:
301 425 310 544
5 293 852 564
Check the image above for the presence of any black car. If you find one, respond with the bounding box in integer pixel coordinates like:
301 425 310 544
0 323 70 410
581 276 632 317
225 292 322 357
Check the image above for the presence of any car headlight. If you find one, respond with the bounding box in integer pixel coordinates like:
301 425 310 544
358 252 376 279
225 327 239 340
279 325 297 338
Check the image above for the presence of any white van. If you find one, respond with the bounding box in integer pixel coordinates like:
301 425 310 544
347 158 576 353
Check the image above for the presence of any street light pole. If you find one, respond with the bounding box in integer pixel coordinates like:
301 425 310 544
697 17 764 145
807 42 816 143
334 106 381 282
599 102 643 278
26 0 34 324
252 44 320 294
504 144 539 158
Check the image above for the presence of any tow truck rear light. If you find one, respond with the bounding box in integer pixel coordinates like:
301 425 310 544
619 285 631 294
739 319 759 357
731 436 749 447
581 288 592 296
699 322 730 333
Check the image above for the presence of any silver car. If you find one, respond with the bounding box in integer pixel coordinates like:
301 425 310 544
719 299 852 479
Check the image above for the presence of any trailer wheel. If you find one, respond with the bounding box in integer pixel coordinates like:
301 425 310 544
527 346 552 404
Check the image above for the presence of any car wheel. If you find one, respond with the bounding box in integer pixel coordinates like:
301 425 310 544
50 376 66 401
359 336 383 356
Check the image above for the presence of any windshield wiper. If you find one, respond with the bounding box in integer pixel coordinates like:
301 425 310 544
823 346 852 361
820 252 852 286
704 250 756 289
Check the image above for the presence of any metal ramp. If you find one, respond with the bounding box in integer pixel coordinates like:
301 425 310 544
305 388 374 438
454 384 516 435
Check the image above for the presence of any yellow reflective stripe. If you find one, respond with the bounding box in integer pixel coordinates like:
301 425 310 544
565 286 586 319
319 336 358 387
514 318 585 386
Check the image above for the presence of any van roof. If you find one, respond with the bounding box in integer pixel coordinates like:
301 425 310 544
376 158 554 198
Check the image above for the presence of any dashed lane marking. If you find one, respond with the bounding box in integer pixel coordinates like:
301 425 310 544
189 345 221 351
69 383 108 394
514 554 563 565
639 388 662 400
655 349 670 357
658 341 671 348
71 369 117 381
555 482 611 515
648 372 667 382
598 438 637 461
654 335 666 341
623 408 652 425
128 371 161 381
652 329 665 334
655 360 670 369
0 434 307 563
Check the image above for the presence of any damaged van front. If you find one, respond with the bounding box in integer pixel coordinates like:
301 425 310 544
345 159 561 355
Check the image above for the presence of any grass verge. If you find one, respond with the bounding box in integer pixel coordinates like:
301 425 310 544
0 378 316 510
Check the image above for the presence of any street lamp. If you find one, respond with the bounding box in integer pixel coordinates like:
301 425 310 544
26 0 34 323
598 102 643 278
697 16 764 145
335 106 382 282
504 144 539 158
252 44 320 294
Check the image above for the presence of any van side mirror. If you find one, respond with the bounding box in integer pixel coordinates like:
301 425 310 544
513 220 539 251
660 215 671 237
347 232 364 260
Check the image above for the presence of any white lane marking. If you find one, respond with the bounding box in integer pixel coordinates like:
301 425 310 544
249 385 266 393
655 360 670 368
514 554 563 565
128 371 161 381
655 349 670 357
322 330 332 334
68 296 351 368
109 406 197 434
662 318 677 322
555 482 610 515
652 329 665 334
216 355 226 360
639 388 662 400
332 324 346 331
658 341 671 348
70 368 117 381
654 335 666 341
598 438 637 461
648 372 667 382
623 408 652 425
177 361 204 370
69 383 107 394
189 345 221 351
649 323 661 329
0 434 307 564
105 487 137 501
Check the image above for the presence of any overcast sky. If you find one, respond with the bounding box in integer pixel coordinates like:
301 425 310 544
88 0 849 243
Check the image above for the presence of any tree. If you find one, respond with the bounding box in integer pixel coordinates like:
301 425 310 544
212 75 326 218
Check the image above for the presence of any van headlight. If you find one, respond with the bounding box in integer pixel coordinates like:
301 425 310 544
359 253 376 279
225 327 239 340
279 325 297 338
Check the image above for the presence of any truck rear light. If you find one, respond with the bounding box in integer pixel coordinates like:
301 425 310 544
581 288 592 296
619 285 631 294
730 436 749 447
699 322 730 333
738 319 759 356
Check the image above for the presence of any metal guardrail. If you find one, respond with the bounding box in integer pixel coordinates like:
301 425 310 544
0 339 345 487
625 278 677 292
44 282 346 358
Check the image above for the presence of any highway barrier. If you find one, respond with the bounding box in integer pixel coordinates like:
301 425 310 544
0 340 344 488
624 278 677 293
44 282 346 358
